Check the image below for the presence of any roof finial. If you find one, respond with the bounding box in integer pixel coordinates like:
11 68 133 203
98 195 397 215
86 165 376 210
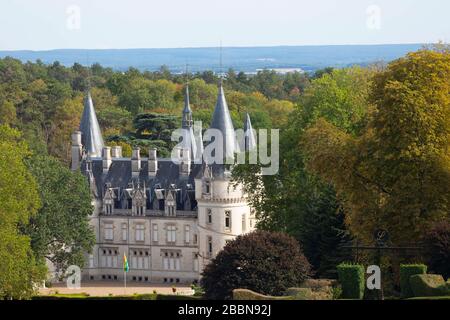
219 40 223 85
185 62 189 86
86 51 92 92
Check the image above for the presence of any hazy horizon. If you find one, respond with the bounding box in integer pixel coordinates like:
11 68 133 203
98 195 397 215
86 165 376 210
0 42 428 52
0 44 424 73
0 0 448 51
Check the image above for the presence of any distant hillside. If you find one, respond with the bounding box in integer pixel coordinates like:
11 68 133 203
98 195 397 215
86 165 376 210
0 44 423 73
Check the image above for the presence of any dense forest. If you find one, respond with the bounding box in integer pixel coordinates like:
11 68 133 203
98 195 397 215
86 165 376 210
0 58 308 160
0 45 449 298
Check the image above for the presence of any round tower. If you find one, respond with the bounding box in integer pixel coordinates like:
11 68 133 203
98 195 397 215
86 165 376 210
195 165 254 275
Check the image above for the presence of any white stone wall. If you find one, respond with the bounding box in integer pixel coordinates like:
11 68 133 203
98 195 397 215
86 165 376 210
81 175 255 284
83 213 200 284
195 177 255 274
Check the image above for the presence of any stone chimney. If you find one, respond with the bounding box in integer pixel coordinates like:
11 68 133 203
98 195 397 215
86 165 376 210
71 131 82 171
111 146 122 158
131 147 141 177
180 148 191 176
102 147 112 173
148 148 158 177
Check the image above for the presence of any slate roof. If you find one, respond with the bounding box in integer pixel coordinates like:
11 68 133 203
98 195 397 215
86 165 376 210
79 91 104 157
86 158 203 211
244 113 257 151
209 82 240 159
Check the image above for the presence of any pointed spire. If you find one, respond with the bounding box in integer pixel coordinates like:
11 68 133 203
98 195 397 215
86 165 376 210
79 91 104 157
182 85 193 128
180 84 197 161
210 82 239 159
244 113 257 151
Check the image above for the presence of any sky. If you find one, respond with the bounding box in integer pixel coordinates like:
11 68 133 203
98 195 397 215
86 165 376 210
0 0 448 50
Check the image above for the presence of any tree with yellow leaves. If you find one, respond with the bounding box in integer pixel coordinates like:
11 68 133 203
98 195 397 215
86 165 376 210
303 48 450 244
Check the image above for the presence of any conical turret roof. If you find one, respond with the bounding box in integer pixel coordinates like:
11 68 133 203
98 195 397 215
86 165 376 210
244 113 257 151
210 82 239 159
79 91 104 157
180 85 197 160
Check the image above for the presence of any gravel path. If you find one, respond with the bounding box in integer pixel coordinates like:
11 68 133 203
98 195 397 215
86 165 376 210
39 281 193 296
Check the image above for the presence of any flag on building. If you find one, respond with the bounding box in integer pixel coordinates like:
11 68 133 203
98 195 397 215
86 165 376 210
123 253 129 272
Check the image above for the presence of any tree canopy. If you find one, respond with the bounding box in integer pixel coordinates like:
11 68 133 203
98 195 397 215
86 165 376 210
0 125 46 299
303 49 450 243
25 155 95 275
201 230 311 299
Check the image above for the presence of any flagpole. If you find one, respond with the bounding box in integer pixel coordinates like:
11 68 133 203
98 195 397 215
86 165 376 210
124 269 126 295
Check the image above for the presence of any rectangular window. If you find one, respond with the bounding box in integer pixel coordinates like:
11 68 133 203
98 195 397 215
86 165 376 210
135 224 145 242
184 225 190 244
193 234 198 245
105 204 112 215
162 252 181 270
167 225 176 243
100 248 118 268
104 224 113 240
225 211 231 230
207 236 213 257
193 254 199 272
207 209 212 224
89 254 94 268
152 224 158 242
122 223 127 241
131 250 150 269
241 214 246 233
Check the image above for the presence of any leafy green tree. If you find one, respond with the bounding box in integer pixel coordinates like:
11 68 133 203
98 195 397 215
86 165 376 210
201 231 311 299
0 125 46 299
423 221 450 279
233 67 373 277
303 49 450 243
25 155 95 275
0 100 17 125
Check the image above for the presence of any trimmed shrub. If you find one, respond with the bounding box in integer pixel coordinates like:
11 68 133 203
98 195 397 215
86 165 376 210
400 264 427 298
337 263 365 299
410 274 450 297
233 289 291 300
285 287 332 300
201 231 311 299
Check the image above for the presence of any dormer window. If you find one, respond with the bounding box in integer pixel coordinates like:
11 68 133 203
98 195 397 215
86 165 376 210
205 181 210 194
136 205 145 216
167 205 175 216
105 204 113 215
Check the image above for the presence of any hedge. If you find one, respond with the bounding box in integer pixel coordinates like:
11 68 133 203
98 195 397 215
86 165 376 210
409 274 450 297
33 293 201 300
400 264 427 298
337 263 365 299
232 289 293 300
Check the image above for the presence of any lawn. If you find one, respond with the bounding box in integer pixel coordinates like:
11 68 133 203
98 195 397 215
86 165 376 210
33 293 202 300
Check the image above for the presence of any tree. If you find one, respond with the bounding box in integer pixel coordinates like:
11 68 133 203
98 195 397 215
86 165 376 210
0 100 17 125
423 221 450 279
232 67 372 277
201 231 311 299
303 49 450 243
0 125 46 299
25 155 95 275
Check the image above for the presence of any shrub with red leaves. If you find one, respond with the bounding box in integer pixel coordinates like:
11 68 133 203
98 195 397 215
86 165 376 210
201 230 311 299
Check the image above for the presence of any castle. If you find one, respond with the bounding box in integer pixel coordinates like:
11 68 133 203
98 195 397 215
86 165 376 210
71 81 257 284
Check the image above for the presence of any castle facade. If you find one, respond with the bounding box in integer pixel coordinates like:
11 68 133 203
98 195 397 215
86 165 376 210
71 82 257 284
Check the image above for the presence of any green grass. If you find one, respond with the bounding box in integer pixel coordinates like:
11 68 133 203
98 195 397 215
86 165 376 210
33 293 202 300
407 296 450 300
